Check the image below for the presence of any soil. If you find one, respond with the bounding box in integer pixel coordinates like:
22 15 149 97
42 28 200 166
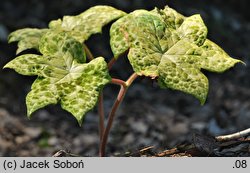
0 0 249 156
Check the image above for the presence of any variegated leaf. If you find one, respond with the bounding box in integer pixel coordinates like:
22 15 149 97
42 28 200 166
5 31 111 124
49 5 126 42
110 6 242 104
8 28 48 54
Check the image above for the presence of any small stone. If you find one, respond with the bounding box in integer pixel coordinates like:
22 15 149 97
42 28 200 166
37 110 50 120
24 127 42 138
122 133 135 145
74 134 98 147
131 121 148 134
168 122 189 135
15 136 30 144
191 122 207 131
48 137 58 146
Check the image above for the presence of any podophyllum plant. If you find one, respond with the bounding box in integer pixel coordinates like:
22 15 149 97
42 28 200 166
4 5 243 156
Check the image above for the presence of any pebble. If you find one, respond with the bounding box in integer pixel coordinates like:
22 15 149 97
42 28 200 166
81 134 98 146
122 133 135 145
24 127 42 138
37 110 50 121
191 122 207 131
15 135 30 144
48 137 58 146
131 121 148 134
168 122 189 135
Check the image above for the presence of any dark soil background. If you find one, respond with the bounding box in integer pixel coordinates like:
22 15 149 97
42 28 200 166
0 0 250 156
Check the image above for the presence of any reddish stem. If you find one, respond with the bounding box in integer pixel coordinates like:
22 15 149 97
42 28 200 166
111 78 127 88
126 73 138 86
99 84 127 157
98 93 105 141
99 73 138 156
83 44 94 61
108 57 116 70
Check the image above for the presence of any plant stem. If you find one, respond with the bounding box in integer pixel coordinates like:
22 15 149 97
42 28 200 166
111 78 127 88
83 43 94 61
99 73 138 156
107 51 128 70
99 84 127 157
108 57 116 70
98 92 105 141
126 73 139 86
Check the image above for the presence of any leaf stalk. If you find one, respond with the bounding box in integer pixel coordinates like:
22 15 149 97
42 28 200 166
98 92 105 141
83 43 94 61
99 73 138 156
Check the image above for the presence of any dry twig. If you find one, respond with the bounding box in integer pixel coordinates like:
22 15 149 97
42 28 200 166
216 128 250 142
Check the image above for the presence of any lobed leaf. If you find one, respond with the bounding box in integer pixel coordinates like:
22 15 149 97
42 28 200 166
49 5 126 42
26 77 58 117
39 30 86 63
25 57 110 125
150 6 184 30
157 40 209 104
110 6 242 104
8 5 126 57
5 32 111 125
8 28 48 54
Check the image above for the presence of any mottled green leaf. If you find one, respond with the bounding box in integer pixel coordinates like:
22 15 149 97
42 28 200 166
200 39 242 72
39 30 86 63
110 6 242 104
157 40 209 104
26 77 58 116
177 14 207 46
151 6 184 30
4 32 111 125
8 28 48 54
49 5 126 42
